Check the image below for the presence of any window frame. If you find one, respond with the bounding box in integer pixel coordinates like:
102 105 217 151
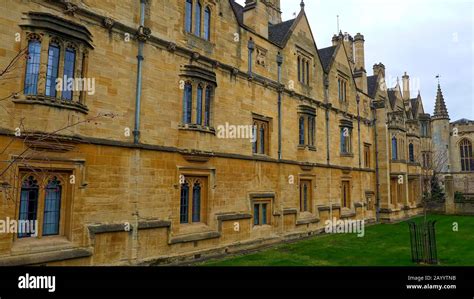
15 171 71 240
299 179 312 213
179 175 208 225
460 139 474 172
252 199 272 226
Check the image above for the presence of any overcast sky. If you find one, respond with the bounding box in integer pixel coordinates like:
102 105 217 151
236 0 473 121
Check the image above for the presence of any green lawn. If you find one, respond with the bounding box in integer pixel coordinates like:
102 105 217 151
200 215 474 266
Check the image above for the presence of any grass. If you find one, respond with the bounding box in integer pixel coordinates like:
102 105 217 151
200 214 474 266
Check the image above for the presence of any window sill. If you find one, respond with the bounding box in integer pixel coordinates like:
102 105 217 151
340 152 354 157
179 124 216 135
13 94 88 114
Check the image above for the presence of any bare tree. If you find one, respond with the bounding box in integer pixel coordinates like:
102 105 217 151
420 148 449 222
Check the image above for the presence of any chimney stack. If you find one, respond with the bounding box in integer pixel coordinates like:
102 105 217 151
373 63 385 78
243 0 282 38
354 33 365 72
342 32 354 67
402 72 410 100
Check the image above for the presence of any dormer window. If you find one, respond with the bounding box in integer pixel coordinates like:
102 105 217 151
297 49 312 86
184 0 212 41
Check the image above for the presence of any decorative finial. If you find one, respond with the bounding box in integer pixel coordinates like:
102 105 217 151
300 0 305 10
436 74 440 84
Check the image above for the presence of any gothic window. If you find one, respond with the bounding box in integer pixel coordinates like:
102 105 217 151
392 137 398 160
21 13 92 109
460 139 474 171
180 176 207 224
17 172 70 239
179 66 215 129
45 42 60 97
204 86 212 127
24 38 41 95
180 181 189 223
409 143 415 163
18 176 39 238
61 47 76 101
252 118 270 155
196 85 203 125
185 0 193 33
204 7 211 40
194 1 201 37
299 116 305 145
43 177 62 236
182 82 193 124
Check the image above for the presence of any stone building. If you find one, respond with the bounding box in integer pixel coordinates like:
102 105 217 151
0 0 463 266
431 84 474 214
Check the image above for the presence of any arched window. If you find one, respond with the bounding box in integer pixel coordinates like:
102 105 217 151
185 0 193 33
204 7 211 40
192 181 201 222
196 85 203 125
43 177 62 236
24 39 41 95
299 116 305 145
18 176 39 238
204 86 212 126
195 1 201 37
62 47 76 101
460 139 474 171
392 137 398 160
409 143 415 163
180 181 189 223
45 42 60 97
182 83 192 124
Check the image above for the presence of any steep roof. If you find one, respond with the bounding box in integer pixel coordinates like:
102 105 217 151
452 118 474 125
388 89 397 109
268 19 296 46
367 75 378 98
229 0 244 26
410 98 419 118
318 46 336 72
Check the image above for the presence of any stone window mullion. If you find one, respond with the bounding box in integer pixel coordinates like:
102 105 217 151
72 47 83 103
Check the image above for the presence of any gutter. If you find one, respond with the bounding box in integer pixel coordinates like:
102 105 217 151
133 0 147 144
277 52 283 160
